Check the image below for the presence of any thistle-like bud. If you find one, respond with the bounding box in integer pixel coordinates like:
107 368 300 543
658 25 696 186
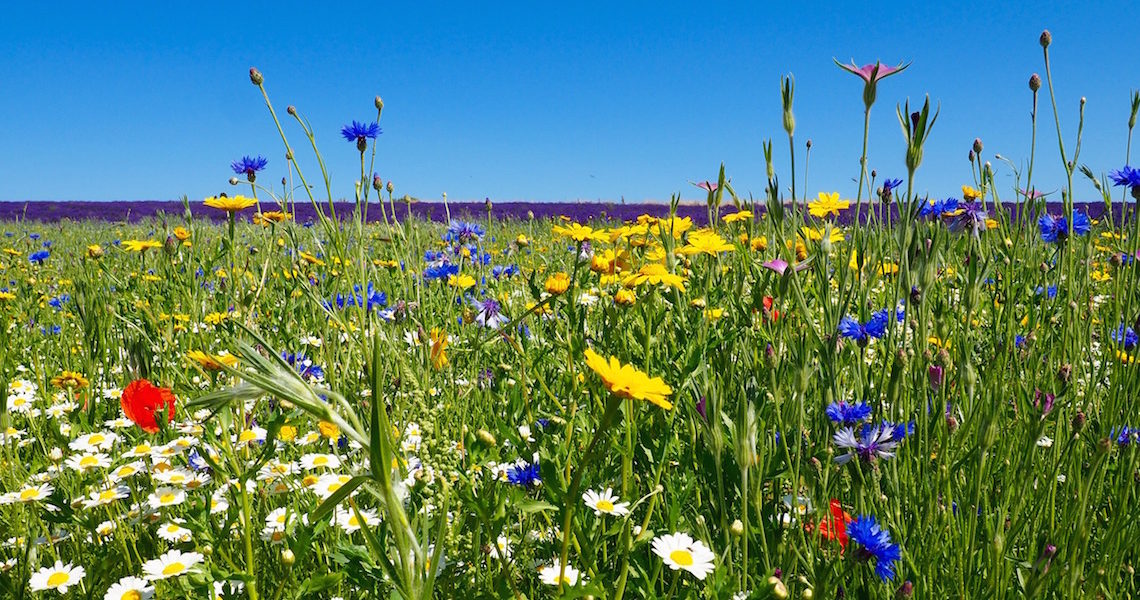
871 169 877 179
806 139 812 149
1071 410 1086 432
373 174 383 191
229 177 240 186
1039 30 1052 48
249 67 263 85
485 197 493 213
973 138 983 154
1080 96 1086 107
896 581 914 598
375 95 384 111
386 180 394 194
1029 74 1041 92
1058 363 1072 383
968 150 975 162
287 105 297 116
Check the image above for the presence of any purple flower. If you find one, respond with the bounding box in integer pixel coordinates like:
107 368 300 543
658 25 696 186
833 424 899 464
928 365 944 391
1113 324 1138 350
948 202 989 237
834 59 910 108
1034 389 1055 417
506 459 541 487
1109 165 1140 192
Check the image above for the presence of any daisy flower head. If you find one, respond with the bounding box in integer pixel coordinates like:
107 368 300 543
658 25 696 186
104 576 154 600
147 487 187 510
30 561 85 594
538 561 581 586
582 488 630 516
142 549 204 581
652 532 716 580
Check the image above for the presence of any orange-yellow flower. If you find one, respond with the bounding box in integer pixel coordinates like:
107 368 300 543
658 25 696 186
545 272 571 295
583 349 673 410
203 195 257 213
677 229 735 256
808 192 849 218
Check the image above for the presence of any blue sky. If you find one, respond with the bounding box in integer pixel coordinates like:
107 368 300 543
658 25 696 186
0 1 1136 204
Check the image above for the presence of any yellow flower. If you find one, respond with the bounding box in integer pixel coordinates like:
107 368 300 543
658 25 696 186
704 307 725 321
516 234 530 246
614 289 636 306
545 272 571 295
448 274 477 290
648 216 694 238
318 421 340 439
553 223 608 244
86 244 104 259
749 236 768 252
877 262 900 276
278 425 297 442
122 239 163 253
429 328 449 370
808 192 849 218
299 251 325 266
799 226 845 244
254 211 292 225
186 350 239 371
583 349 673 410
721 210 753 224
0 291 14 301
173 227 191 241
623 263 686 292
51 371 89 390
962 185 983 201
203 195 257 212
677 229 735 256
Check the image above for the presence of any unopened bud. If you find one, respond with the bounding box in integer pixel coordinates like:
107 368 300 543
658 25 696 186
1071 411 1086 432
386 181 394 194
229 177 240 186
968 150 975 162
805 139 812 149
287 105 297 116
973 138 983 154
375 95 384 111
730 519 744 536
282 548 295 565
476 429 497 446
373 175 383 191
1058 363 1072 383
1029 74 1041 92
896 581 914 598
1039 30 1052 48
249 67 263 85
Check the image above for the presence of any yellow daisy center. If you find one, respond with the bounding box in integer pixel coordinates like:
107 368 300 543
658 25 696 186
89 434 105 444
80 456 98 467
313 456 328 466
160 493 176 504
46 572 69 587
669 549 694 566
595 499 614 512
19 488 39 500
162 562 185 576
121 591 142 600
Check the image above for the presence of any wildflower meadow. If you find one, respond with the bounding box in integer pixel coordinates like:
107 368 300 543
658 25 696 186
5 30 1140 599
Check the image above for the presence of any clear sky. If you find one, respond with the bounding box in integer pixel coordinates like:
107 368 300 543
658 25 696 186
1 1 1136 204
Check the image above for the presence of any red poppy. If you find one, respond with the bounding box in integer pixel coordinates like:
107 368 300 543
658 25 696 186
762 295 781 322
817 499 854 551
121 378 176 433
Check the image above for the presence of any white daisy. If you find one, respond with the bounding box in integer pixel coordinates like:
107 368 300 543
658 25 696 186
333 506 380 533
156 519 193 543
103 575 154 600
652 532 716 580
29 560 85 593
538 561 581 586
147 487 186 510
142 549 203 580
81 485 129 510
299 453 341 470
582 488 630 516
66 452 111 473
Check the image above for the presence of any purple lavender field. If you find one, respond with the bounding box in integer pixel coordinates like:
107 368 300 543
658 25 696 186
0 199 1124 226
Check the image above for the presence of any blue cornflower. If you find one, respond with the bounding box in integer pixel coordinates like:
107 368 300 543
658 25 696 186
833 424 899 465
506 460 541 487
864 420 915 442
231 155 268 179
29 233 40 241
1113 324 1139 350
838 309 890 344
826 401 873 426
423 263 459 281
281 351 325 381
474 297 507 329
1114 426 1137 446
1109 165 1140 192
48 294 70 311
918 197 959 219
28 250 50 264
340 120 382 147
1035 285 1058 299
847 515 902 581
948 202 990 237
445 220 486 244
492 264 519 279
881 178 903 199
1015 334 1027 348
1038 211 1091 243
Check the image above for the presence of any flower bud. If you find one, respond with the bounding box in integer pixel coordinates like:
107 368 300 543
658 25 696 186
476 429 497 446
730 519 744 536
973 138 983 154
1057 363 1071 383
1029 74 1041 92
229 177 240 186
375 95 384 111
282 548 295 565
201 544 213 556
1071 410 1086 432
249 67 263 85
1039 30 1052 48
896 581 914 598
910 285 922 305
373 175 383 191
386 180 394 194
49 447 63 461
802 589 814 599
805 139 812 149
968 150 975 162
287 105 297 116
